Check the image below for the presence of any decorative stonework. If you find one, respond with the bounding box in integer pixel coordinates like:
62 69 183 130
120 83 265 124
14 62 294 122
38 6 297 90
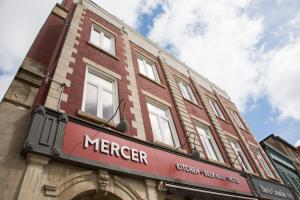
45 4 86 112
158 57 205 158
44 171 94 197
192 83 240 169
52 4 68 19
97 170 109 193
121 27 146 140
43 170 144 200
4 57 45 109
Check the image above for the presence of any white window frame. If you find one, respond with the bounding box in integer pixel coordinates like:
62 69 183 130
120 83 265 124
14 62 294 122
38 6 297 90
254 148 274 177
137 55 160 83
231 110 246 130
229 139 253 172
209 98 225 119
178 81 197 103
90 24 116 56
195 122 224 162
82 66 119 123
146 99 179 147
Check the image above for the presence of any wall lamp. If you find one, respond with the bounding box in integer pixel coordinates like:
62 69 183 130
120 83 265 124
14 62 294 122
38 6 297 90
103 98 128 133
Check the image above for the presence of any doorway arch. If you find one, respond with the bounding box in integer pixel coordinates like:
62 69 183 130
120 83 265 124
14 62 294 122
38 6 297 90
44 170 144 200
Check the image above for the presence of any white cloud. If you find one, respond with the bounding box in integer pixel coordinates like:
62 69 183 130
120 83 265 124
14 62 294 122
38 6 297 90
263 37 300 121
148 0 264 110
0 0 58 99
147 0 300 123
295 139 300 147
1 0 300 125
93 0 142 27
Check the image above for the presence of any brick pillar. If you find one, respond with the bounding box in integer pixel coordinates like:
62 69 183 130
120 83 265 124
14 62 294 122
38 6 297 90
121 27 146 140
45 3 86 111
158 57 205 158
192 82 241 169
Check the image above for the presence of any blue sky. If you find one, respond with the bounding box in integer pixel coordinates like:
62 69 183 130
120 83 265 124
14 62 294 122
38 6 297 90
0 0 300 146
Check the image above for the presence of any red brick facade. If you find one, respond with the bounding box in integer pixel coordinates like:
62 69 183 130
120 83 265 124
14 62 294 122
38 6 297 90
28 0 281 179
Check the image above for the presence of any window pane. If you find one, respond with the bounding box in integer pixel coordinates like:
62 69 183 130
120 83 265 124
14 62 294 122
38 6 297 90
102 90 113 120
102 34 112 52
196 126 208 137
137 58 146 75
187 85 196 103
88 72 102 85
179 82 191 101
256 150 274 177
149 113 163 142
145 61 155 80
90 28 101 45
207 138 219 160
210 99 224 119
238 152 250 171
85 83 98 115
101 78 113 91
214 101 225 119
197 126 220 161
147 102 177 147
160 118 174 146
147 103 166 117
200 135 214 159
230 140 252 172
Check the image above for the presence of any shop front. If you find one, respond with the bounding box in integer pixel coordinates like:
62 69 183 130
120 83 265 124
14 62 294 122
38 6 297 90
247 176 297 200
21 106 257 200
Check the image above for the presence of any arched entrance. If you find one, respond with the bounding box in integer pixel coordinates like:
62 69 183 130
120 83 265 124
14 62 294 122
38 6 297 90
43 170 144 200
72 190 123 200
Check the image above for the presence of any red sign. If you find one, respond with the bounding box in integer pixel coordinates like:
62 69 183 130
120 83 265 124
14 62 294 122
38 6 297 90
62 122 251 195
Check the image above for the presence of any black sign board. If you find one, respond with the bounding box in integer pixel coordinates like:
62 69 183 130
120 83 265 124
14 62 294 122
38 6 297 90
250 177 296 200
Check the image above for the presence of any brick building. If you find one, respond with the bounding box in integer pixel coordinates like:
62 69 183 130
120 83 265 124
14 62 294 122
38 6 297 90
260 134 300 199
0 0 297 200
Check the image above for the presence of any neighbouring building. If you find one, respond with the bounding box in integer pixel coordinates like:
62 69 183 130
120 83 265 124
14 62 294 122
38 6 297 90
0 0 297 200
260 134 300 199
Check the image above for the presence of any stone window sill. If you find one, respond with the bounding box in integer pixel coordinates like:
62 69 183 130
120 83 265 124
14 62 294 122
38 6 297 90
216 115 231 125
153 139 187 154
208 159 230 168
138 73 166 89
76 110 117 129
183 97 203 109
87 41 120 61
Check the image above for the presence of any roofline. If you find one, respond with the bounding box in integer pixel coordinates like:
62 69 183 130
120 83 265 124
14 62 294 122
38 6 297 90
260 142 294 164
260 134 297 150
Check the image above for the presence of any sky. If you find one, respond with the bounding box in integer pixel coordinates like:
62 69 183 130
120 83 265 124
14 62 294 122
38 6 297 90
0 0 300 147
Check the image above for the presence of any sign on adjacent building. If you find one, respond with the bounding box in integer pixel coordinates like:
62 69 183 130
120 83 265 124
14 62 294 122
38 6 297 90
249 176 297 200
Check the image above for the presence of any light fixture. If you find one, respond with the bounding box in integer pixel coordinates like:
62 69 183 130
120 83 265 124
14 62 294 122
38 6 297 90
103 98 129 133
175 131 201 160
116 118 129 133
192 149 201 160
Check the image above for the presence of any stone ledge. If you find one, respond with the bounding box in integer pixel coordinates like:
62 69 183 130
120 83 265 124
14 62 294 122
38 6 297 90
76 110 117 129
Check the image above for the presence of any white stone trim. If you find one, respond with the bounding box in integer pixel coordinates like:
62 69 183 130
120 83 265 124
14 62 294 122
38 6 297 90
190 115 211 127
223 130 239 140
82 57 121 79
142 90 172 108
